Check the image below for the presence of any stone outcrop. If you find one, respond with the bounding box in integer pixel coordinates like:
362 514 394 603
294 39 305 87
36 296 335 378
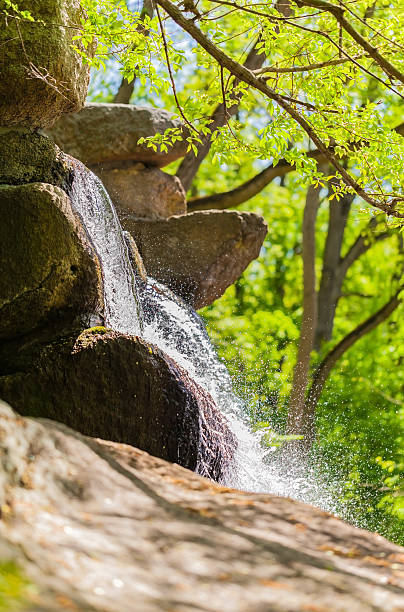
0 0 91 128
47 103 188 167
123 210 268 309
0 183 103 342
0 402 403 612
0 129 72 186
96 162 187 219
0 329 235 481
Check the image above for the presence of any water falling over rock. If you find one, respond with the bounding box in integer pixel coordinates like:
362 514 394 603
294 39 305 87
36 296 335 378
68 163 340 510
70 160 143 336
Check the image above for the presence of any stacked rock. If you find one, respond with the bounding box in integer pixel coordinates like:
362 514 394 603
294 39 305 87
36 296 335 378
0 0 104 343
47 103 188 218
48 104 268 309
0 0 235 481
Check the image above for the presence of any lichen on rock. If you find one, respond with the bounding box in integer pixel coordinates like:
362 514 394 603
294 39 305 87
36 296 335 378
0 0 91 128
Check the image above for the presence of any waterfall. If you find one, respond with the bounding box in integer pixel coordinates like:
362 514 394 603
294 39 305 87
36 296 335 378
70 162 143 336
69 165 339 513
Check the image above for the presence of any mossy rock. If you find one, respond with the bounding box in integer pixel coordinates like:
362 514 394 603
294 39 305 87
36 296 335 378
0 0 91 128
0 129 72 186
0 182 103 341
0 330 236 481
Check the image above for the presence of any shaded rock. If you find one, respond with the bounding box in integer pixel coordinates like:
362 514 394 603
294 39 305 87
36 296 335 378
46 103 188 167
123 210 268 309
0 183 103 341
0 129 72 186
0 401 403 612
0 329 235 481
95 162 186 219
0 0 91 128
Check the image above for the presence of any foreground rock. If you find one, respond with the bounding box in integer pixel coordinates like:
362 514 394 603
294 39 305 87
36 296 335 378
0 403 402 612
0 329 235 481
97 162 186 219
47 103 188 167
0 0 90 128
0 183 102 341
123 210 268 309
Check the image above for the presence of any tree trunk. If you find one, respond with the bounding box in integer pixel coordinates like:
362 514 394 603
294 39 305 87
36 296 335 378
113 78 136 105
314 193 353 350
286 183 322 445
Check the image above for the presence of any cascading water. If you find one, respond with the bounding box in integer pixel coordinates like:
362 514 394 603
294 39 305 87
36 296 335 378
70 164 339 513
70 161 143 336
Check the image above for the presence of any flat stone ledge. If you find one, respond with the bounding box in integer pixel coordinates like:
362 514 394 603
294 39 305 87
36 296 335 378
123 210 268 309
46 103 189 167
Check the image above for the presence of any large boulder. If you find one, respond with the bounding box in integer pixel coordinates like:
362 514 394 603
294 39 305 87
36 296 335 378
0 0 91 128
46 103 189 167
123 210 268 309
0 182 103 341
0 129 72 186
0 402 403 612
0 328 235 481
95 162 187 219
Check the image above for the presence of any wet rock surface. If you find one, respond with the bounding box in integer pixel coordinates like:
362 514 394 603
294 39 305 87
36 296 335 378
0 329 235 481
46 103 188 167
123 210 268 309
0 0 90 128
0 182 103 341
96 162 187 219
0 402 402 612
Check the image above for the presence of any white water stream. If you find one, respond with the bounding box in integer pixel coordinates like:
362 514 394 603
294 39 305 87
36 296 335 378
70 164 339 513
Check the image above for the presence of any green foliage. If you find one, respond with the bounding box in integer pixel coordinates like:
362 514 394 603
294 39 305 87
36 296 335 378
252 421 303 450
0 561 37 611
201 176 403 544
79 0 404 214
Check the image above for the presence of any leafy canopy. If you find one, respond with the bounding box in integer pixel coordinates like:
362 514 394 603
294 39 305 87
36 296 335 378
76 0 404 217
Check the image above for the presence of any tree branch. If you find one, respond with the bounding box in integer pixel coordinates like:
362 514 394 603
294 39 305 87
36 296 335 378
339 220 391 278
176 39 266 191
295 0 404 84
188 120 404 212
253 54 365 75
188 150 325 211
307 288 402 411
176 0 291 192
156 0 404 217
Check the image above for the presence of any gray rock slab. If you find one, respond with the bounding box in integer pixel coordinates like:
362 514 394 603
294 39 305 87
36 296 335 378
46 103 188 167
123 210 268 309
0 402 402 612
94 163 186 219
